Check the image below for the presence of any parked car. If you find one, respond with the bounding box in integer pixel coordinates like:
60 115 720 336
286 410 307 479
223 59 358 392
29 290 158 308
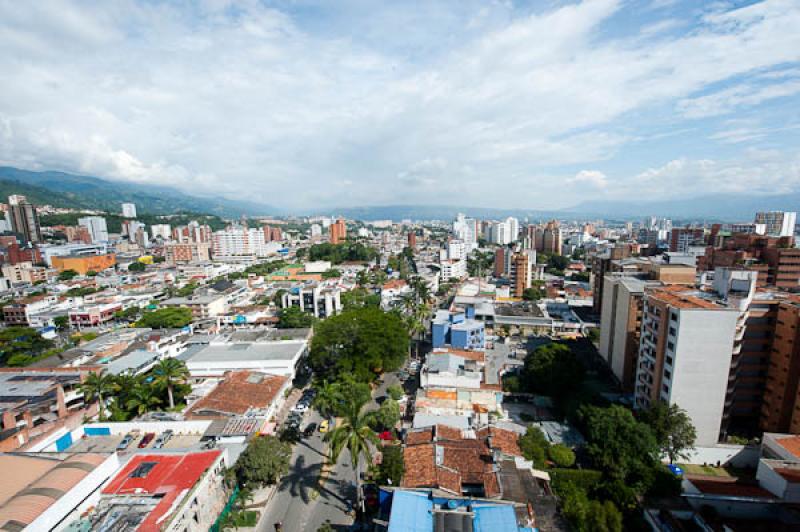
303 423 318 437
117 433 134 451
319 419 329 433
152 429 174 449
138 433 156 448
293 402 309 413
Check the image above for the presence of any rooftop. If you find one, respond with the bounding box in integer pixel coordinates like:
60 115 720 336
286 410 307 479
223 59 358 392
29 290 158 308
186 371 287 418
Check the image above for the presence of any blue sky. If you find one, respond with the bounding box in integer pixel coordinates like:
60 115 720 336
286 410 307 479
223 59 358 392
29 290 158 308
0 0 798 210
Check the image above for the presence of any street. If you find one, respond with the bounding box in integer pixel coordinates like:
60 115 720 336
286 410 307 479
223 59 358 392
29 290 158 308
258 370 405 532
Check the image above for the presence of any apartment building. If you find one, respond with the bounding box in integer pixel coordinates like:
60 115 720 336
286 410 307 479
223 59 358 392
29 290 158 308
634 280 748 445
329 218 346 244
3 294 58 326
509 252 532 298
439 259 467 280
281 283 342 319
669 227 705 253
591 243 634 313
760 295 800 434
1 261 49 285
165 241 211 265
212 226 280 258
8 194 42 244
755 211 797 237
77 216 109 243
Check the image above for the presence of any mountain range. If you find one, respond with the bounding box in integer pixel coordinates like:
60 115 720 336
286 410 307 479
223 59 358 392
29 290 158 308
0 166 276 218
0 165 792 222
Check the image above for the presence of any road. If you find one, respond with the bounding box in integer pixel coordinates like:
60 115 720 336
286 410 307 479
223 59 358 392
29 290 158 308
258 408 355 532
258 371 404 532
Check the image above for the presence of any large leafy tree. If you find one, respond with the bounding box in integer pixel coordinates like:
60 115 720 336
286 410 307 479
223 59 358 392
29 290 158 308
519 426 550 467
374 445 404 486
579 405 659 491
81 371 118 420
152 358 190 409
370 398 400 431
310 307 408 382
277 306 315 329
235 435 292 488
135 307 193 329
522 343 584 399
640 401 697 464
0 326 54 364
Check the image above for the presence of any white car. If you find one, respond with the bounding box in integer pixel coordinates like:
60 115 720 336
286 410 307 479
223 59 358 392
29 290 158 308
292 402 309 413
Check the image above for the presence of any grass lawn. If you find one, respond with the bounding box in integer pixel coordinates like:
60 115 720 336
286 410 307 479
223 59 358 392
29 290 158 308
679 463 741 477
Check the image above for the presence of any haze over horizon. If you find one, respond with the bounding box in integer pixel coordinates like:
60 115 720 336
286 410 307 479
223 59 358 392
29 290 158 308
1 0 799 211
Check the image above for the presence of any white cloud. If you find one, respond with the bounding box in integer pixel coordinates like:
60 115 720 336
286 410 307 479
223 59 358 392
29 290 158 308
0 0 798 209
568 170 609 188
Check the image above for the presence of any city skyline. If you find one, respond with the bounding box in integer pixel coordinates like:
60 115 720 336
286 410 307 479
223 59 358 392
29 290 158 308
0 0 799 211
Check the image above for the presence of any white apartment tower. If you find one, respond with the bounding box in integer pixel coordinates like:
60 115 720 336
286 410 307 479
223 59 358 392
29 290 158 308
755 211 796 237
77 216 109 243
121 203 137 218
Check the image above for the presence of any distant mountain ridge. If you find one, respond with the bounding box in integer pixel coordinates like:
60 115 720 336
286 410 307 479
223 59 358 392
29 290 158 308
0 166 277 218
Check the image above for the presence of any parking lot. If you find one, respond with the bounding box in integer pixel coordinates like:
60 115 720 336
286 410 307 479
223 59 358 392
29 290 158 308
66 431 203 453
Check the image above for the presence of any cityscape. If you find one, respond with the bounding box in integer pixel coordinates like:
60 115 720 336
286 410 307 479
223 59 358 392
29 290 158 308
1 2 800 532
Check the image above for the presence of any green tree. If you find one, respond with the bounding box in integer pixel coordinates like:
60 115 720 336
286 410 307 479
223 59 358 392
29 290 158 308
313 380 342 418
375 445 404 486
86 270 98 277
53 315 70 331
81 371 118 420
152 358 190 409
579 405 659 491
640 401 697 464
277 306 316 329
519 426 550 467
0 327 54 364
325 394 380 511
548 444 576 468
310 306 408 382
58 269 79 281
522 287 544 301
341 288 381 309
321 269 342 279
386 384 403 401
371 398 400 431
126 384 162 416
235 435 292 488
135 307 193 328
128 261 146 272
522 343 584 399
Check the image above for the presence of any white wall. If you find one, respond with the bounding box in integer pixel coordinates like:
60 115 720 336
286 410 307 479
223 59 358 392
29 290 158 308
666 308 738 446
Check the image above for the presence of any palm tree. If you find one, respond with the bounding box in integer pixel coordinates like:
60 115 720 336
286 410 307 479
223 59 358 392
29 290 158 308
313 380 341 418
152 357 190 409
325 395 379 514
126 384 162 417
80 371 117 420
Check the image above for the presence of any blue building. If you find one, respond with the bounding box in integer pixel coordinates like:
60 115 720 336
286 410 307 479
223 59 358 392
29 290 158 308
383 489 534 532
431 309 485 350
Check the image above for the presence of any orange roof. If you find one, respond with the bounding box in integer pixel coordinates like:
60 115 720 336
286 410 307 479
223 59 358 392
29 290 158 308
776 435 800 459
439 348 486 363
382 279 408 290
187 371 287 418
648 287 722 310
477 426 522 457
689 478 775 499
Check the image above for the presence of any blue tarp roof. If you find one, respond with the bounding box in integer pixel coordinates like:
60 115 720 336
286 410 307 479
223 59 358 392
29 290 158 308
473 504 520 532
388 491 433 532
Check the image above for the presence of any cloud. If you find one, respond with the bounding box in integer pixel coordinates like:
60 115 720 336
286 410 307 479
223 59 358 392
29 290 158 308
0 0 798 210
568 170 609 188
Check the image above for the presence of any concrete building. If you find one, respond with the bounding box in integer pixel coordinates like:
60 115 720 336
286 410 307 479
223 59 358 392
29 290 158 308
121 202 137 218
760 295 800 434
509 252 532 298
447 239 467 260
756 211 797 237
281 283 342 319
439 259 467 280
634 274 757 445
165 242 211 265
212 226 280 258
186 370 289 421
329 218 347 244
150 223 172 240
8 194 42 244
51 253 116 275
88 450 227 532
69 302 123 328
0 452 120 532
77 216 109 243
173 221 213 243
432 309 485 350
670 227 705 253
1 261 49 285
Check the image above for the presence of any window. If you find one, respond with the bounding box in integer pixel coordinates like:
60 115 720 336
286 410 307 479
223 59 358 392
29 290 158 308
669 327 676 336
663 384 669 393
130 462 157 478
664 370 671 380
666 356 674 367
667 341 675 352
670 312 678 322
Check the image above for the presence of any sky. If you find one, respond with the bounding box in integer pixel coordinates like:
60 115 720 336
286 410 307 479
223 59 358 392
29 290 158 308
0 0 799 211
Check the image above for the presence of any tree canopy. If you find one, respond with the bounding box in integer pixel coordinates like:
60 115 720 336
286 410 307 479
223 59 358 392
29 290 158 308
135 307 193 329
234 435 292 488
639 401 697 464
128 261 146 272
309 307 408 382
521 343 584 400
308 242 379 264
277 306 316 329
0 327 54 365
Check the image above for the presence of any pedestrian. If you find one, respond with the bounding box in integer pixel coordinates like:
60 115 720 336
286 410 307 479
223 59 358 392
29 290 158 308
274 521 283 532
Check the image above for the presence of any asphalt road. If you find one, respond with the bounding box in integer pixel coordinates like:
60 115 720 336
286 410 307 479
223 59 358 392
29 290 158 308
258 370 405 532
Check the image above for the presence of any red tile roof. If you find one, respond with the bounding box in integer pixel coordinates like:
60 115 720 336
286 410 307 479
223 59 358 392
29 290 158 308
476 426 522 457
186 371 287 418
103 451 222 531
776 435 800 459
689 478 775 499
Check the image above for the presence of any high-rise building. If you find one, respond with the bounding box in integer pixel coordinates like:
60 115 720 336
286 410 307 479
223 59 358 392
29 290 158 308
453 213 478 249
77 216 109 243
8 195 42 244
408 231 417 249
164 242 211 265
212 226 278 257
447 239 466 260
509 252 532 298
755 211 797 237
494 247 507 277
263 225 283 242
506 217 519 242
173 221 212 244
150 224 172 240
329 218 346 244
760 296 800 433
634 271 758 445
533 220 562 255
669 227 705 253
310 224 322 240
121 203 137 218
